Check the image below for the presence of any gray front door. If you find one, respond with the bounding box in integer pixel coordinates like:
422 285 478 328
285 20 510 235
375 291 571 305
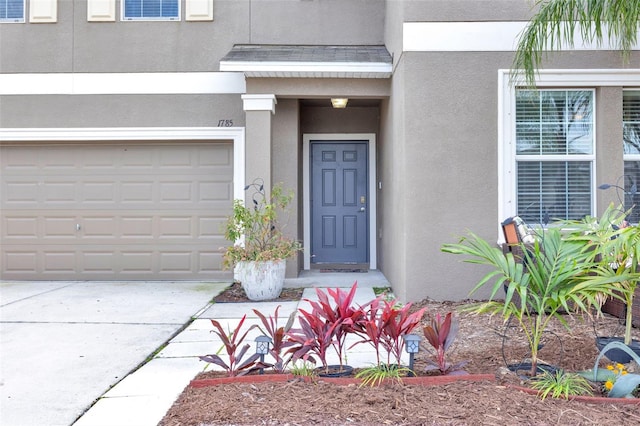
311 142 368 264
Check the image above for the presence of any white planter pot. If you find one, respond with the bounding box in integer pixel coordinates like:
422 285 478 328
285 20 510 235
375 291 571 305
235 260 286 301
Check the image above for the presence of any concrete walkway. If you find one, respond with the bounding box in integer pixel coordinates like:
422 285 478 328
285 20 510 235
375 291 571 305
1 273 391 426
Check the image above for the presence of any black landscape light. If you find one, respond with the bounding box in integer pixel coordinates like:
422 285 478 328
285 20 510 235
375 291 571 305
255 335 272 374
404 334 421 377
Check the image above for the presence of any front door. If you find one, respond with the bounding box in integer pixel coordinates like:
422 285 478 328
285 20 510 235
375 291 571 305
310 142 368 264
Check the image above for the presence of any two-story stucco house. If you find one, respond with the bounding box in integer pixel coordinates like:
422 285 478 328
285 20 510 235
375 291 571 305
2 0 640 301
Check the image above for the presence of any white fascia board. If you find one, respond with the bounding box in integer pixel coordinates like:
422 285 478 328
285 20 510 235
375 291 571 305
404 22 525 52
220 61 392 77
404 21 640 52
0 72 246 95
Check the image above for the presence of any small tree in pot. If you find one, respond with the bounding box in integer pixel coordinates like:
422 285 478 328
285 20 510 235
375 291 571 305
223 179 302 301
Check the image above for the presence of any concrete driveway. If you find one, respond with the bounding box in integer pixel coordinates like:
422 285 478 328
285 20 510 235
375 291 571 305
0 281 226 426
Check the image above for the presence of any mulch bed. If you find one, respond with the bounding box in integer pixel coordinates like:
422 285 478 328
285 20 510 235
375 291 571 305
161 380 640 426
212 282 304 303
161 292 640 425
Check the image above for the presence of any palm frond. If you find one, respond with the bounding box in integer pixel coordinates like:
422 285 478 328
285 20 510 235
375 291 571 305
512 0 640 87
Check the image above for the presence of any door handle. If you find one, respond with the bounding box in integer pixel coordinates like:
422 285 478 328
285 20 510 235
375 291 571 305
359 207 366 212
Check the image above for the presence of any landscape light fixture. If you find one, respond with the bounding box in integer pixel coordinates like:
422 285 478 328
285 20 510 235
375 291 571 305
598 183 626 192
331 98 348 108
255 335 272 374
404 334 421 377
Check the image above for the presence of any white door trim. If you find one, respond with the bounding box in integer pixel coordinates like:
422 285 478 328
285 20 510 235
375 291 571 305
302 133 377 270
0 126 246 205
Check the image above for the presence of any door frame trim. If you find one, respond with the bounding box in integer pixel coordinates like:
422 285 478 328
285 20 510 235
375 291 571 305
302 133 377 270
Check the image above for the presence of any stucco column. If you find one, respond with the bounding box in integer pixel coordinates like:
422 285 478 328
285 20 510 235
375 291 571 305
242 94 277 199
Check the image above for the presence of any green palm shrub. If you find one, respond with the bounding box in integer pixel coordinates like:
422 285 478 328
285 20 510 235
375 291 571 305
563 204 640 346
442 227 626 376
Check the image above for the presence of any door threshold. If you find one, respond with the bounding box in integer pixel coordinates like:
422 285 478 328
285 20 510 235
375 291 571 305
311 263 369 273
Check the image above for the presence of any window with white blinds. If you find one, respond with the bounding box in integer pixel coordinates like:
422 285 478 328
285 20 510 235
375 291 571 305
622 90 640 223
123 0 179 20
515 90 594 224
0 0 24 22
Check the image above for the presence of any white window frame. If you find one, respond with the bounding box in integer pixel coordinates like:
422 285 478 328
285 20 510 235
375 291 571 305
121 0 180 21
623 89 640 162
513 88 596 225
0 0 24 23
622 89 640 222
499 69 640 241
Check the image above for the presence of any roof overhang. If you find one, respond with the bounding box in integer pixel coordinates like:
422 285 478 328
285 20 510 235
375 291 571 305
219 45 392 79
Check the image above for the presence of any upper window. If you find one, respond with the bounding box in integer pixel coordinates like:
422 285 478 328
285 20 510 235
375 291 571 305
0 0 24 22
514 89 595 224
123 0 179 20
622 90 640 222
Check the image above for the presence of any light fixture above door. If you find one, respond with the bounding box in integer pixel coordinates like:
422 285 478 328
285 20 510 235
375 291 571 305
331 98 349 108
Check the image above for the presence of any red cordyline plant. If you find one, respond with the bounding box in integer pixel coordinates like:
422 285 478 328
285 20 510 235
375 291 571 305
423 312 467 375
252 305 296 372
199 315 263 377
352 295 426 367
286 282 363 373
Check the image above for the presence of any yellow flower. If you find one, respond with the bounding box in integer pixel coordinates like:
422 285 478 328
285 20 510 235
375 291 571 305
622 371 628 375
616 363 625 370
607 365 614 370
605 380 614 391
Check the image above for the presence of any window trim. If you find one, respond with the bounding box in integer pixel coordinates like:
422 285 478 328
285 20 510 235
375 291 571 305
497 69 640 240
508 87 597 226
0 0 24 23
623 88 640 161
121 0 181 21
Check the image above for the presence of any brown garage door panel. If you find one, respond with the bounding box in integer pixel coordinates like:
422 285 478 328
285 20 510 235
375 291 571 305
2 213 228 243
1 143 233 280
3 247 225 277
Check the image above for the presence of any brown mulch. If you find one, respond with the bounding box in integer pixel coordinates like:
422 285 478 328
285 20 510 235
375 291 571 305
212 282 304 303
161 291 640 426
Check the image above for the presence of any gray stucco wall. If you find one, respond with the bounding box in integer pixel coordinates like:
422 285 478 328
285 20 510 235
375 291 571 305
0 0 384 74
390 47 640 302
0 94 243 128
271 98 302 276
0 1 248 73
5 0 640 300
400 0 533 21
384 52 506 302
378 59 407 300
250 0 384 45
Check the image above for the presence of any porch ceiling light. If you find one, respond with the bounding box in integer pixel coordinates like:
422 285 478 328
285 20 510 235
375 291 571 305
331 98 349 108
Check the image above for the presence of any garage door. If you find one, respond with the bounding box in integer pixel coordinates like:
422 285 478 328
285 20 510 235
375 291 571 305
0 142 233 280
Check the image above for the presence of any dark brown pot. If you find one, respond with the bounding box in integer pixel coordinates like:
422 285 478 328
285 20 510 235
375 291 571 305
595 337 640 364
